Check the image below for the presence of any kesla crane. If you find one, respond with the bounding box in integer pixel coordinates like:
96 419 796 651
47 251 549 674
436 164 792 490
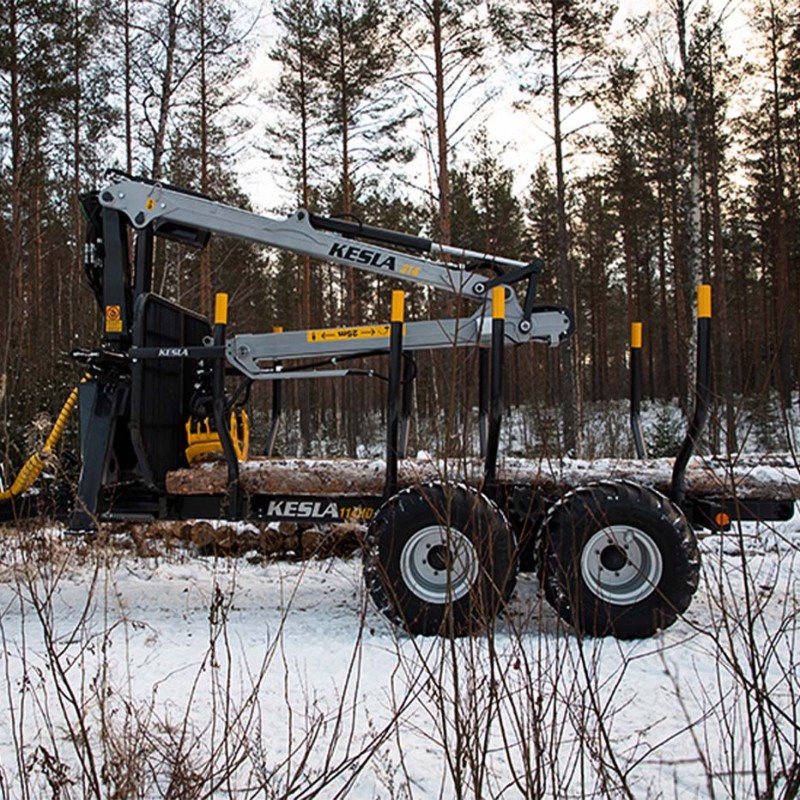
2 170 794 639
69 171 572 530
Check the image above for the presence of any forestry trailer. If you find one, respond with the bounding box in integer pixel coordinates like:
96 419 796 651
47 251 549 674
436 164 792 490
1 170 795 639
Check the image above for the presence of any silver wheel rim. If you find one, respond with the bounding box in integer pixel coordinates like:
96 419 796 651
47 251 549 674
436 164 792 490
580 525 663 605
400 525 479 603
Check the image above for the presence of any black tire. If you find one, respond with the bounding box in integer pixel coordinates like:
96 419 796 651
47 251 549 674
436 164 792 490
364 484 517 636
539 481 700 639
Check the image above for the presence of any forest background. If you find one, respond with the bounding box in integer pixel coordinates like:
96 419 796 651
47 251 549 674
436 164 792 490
0 0 798 466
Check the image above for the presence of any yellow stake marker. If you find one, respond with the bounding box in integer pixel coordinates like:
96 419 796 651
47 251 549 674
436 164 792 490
631 321 643 349
215 293 228 325
698 285 712 319
391 290 405 323
492 286 505 320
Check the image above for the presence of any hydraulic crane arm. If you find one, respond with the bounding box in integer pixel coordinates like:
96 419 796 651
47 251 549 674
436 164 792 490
226 307 572 380
99 173 513 299
95 172 573 377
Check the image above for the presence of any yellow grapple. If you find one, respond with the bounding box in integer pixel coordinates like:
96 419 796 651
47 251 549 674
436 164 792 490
185 409 250 464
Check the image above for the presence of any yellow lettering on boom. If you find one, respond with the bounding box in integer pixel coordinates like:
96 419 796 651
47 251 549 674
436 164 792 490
307 324 405 343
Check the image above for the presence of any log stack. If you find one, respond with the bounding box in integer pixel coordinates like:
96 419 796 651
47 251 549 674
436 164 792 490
165 453 800 501
101 454 798 560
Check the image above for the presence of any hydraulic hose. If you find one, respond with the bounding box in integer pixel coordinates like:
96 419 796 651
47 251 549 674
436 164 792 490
0 383 81 502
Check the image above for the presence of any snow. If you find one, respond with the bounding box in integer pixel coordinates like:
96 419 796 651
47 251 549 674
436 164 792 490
1 504 799 798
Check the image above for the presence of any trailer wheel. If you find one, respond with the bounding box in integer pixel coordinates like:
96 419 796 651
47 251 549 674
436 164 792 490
365 484 517 636
539 481 699 639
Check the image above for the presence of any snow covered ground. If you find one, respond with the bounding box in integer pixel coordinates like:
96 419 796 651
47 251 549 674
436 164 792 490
1 507 799 799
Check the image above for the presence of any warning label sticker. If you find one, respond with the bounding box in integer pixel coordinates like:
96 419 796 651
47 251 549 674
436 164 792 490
105 305 123 333
306 325 396 343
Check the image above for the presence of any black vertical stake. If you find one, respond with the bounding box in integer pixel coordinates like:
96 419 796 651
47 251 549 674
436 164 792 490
672 286 712 506
630 322 647 459
385 291 404 498
264 326 284 456
211 293 241 518
399 354 414 459
265 379 282 456
478 347 489 457
484 288 505 488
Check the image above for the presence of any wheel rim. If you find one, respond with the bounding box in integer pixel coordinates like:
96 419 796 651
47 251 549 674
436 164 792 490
580 525 663 605
399 525 479 603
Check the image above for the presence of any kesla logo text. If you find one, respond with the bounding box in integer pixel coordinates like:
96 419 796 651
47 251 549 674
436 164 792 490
328 243 396 270
158 347 189 357
266 500 339 519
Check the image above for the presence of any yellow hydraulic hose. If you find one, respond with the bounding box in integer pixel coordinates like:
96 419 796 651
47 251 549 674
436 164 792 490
0 383 81 502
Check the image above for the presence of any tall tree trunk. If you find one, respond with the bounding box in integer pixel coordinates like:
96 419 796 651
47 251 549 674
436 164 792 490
704 40 736 454
198 0 212 317
656 179 673 399
550 3 580 456
33 167 43 356
298 20 314 447
5 0 24 431
71 0 82 358
334 2 356 328
767 0 791 407
300 44 312 329
432 0 451 247
124 0 133 172
665 77 689 410
152 0 180 176
333 0 357 453
675 0 702 406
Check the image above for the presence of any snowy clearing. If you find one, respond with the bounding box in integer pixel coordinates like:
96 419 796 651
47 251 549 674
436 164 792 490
0 507 799 799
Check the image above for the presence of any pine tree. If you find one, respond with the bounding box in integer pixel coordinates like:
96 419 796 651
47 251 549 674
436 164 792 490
312 0 412 324
263 0 327 449
571 174 623 404
673 0 703 296
127 0 202 176
449 137 524 255
178 0 250 316
398 0 491 245
491 0 614 456
0 0 75 436
522 164 566 421
687 6 737 451
746 0 798 410
314 0 411 212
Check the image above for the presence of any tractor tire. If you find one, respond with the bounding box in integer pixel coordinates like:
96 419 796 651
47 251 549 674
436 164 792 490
364 484 517 636
539 481 700 639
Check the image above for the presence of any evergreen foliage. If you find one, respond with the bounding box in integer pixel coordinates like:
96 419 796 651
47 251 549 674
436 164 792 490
0 0 798 460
